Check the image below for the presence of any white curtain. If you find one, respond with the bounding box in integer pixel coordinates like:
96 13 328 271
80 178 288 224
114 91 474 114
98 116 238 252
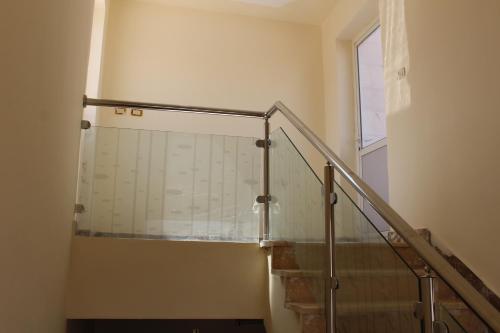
379 0 412 115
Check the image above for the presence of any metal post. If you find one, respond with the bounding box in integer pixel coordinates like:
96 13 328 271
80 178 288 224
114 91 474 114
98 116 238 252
324 163 336 333
263 116 270 240
421 267 437 333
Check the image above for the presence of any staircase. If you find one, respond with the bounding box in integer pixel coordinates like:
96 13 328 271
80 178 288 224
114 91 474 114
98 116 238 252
80 97 500 332
262 240 326 333
262 228 490 333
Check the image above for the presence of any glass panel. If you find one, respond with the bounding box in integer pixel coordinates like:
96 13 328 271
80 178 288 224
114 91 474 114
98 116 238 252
334 184 422 333
435 304 468 333
75 126 262 242
361 145 389 232
357 26 387 148
269 127 326 328
269 128 324 242
433 278 490 333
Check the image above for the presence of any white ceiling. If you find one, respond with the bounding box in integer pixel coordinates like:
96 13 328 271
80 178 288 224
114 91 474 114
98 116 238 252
136 0 336 25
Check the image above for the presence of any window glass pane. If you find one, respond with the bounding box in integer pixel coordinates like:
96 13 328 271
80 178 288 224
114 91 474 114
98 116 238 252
358 26 386 148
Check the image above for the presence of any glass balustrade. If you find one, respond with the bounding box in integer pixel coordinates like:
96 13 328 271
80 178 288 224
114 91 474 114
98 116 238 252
76 126 262 242
333 184 423 332
269 127 327 319
76 99 499 333
434 304 468 333
432 277 491 332
267 127 423 333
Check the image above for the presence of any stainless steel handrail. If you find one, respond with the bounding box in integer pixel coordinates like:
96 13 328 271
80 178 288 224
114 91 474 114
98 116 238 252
83 95 266 118
267 101 500 332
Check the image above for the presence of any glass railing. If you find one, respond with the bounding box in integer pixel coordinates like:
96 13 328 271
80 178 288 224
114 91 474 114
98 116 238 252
267 127 422 332
75 125 262 242
269 128 324 243
80 98 500 332
333 184 423 332
432 277 491 333
434 304 468 333
269 127 326 319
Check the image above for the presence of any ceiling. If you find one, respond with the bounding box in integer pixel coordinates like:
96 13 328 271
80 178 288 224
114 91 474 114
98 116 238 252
136 0 336 25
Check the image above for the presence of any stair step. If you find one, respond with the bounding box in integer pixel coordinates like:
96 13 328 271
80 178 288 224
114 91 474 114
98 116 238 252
442 302 490 332
285 276 318 303
271 246 299 270
337 269 418 277
387 228 431 247
285 302 324 314
286 301 415 316
336 301 415 316
272 269 323 277
335 242 419 272
301 314 326 333
440 301 470 311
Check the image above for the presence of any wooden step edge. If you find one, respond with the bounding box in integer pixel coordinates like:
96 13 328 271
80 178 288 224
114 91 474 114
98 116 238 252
259 240 293 248
337 269 422 278
335 241 394 248
285 302 324 315
287 301 417 316
388 228 431 248
336 301 416 315
438 301 470 311
272 269 323 278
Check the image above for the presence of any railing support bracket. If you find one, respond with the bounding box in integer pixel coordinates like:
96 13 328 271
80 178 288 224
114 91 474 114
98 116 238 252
74 204 85 214
413 301 424 320
256 195 271 204
81 120 91 130
256 139 271 148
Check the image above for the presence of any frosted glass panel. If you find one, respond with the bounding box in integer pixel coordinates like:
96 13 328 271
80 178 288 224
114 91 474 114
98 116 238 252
76 126 261 242
269 128 324 242
334 183 422 333
268 127 327 322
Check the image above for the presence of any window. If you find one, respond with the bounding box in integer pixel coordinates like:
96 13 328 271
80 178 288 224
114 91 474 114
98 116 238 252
356 26 387 148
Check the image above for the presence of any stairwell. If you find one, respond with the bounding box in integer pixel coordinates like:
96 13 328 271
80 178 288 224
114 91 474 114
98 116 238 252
262 228 490 333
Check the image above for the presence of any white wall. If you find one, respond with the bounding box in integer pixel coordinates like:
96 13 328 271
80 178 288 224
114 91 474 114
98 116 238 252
381 0 500 295
0 1 94 332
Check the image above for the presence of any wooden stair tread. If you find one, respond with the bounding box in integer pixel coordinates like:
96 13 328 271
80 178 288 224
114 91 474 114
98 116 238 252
272 269 323 277
286 301 416 316
337 269 419 277
439 301 470 311
336 241 386 246
336 301 416 315
285 302 324 314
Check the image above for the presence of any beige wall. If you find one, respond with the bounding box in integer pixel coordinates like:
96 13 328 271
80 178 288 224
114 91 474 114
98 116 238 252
96 0 324 139
84 0 109 124
70 1 326 327
66 237 269 320
321 0 379 196
382 0 500 295
323 0 500 295
0 1 94 332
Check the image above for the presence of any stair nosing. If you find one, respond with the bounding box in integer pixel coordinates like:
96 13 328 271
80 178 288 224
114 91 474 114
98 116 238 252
272 268 323 277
